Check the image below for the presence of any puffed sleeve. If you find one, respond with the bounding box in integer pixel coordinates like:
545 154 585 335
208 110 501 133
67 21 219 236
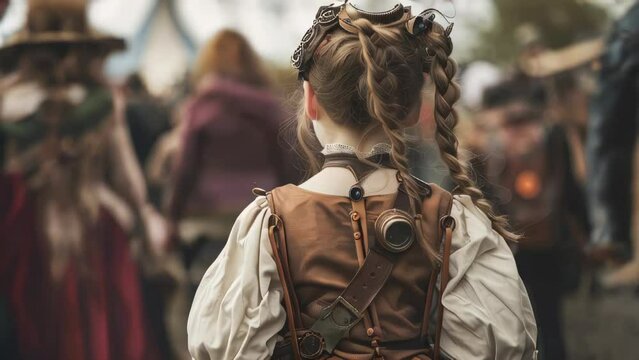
187 197 286 360
440 195 538 360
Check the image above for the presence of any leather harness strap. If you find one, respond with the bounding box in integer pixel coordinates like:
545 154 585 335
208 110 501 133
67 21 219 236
420 264 438 340
322 153 392 181
267 193 303 328
266 193 303 359
419 190 455 360
433 222 454 360
348 202 375 333
310 247 393 353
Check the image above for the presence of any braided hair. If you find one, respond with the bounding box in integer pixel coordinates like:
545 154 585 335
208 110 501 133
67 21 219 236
296 16 519 249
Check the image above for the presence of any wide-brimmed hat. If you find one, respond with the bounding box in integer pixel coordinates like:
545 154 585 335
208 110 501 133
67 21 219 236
0 0 125 67
519 38 604 78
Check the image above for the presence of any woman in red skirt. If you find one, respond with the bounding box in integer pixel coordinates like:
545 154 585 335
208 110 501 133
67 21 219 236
0 0 165 359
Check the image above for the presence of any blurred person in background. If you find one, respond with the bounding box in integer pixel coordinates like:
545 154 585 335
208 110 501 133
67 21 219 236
146 74 193 212
143 74 195 360
519 37 605 188
0 0 7 17
588 1 639 287
123 73 172 176
122 74 180 359
123 73 172 209
546 72 591 186
457 61 506 197
167 29 294 292
1 2 18 352
481 77 588 360
0 0 166 359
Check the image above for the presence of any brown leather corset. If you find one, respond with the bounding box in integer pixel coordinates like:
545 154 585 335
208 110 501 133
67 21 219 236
270 184 436 357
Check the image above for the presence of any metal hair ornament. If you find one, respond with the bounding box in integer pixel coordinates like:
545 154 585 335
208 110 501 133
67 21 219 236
291 1 447 80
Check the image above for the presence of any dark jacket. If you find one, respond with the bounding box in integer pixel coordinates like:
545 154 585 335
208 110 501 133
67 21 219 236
587 2 639 250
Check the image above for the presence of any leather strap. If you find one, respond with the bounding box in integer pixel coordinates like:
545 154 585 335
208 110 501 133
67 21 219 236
351 193 384 355
267 193 303 328
349 203 374 333
322 153 392 181
266 193 303 360
352 196 371 251
433 221 454 360
420 260 438 340
418 187 454 360
310 248 393 353
340 251 391 317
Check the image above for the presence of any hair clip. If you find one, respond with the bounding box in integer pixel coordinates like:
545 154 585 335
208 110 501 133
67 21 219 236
406 12 435 36
444 23 455 37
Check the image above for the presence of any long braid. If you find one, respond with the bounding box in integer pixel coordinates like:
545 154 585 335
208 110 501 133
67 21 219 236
300 14 518 247
423 24 519 242
354 19 440 261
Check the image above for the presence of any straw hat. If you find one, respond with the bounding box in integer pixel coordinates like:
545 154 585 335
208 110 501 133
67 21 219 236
0 0 125 66
519 38 604 78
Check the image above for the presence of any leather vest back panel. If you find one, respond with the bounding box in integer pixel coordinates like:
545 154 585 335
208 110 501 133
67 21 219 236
270 184 437 352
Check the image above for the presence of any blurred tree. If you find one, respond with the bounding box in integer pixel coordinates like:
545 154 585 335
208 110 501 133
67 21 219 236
474 0 609 63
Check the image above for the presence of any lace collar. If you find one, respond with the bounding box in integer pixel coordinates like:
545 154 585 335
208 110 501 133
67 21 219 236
321 143 392 157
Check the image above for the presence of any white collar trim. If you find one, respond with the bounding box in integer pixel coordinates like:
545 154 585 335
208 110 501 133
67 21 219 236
321 143 392 157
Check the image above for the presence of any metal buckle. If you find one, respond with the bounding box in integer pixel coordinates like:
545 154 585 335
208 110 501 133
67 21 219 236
268 214 282 229
323 296 361 327
299 331 325 359
439 215 456 230
311 296 363 352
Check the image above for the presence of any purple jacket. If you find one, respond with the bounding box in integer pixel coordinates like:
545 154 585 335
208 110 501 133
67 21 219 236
169 78 293 220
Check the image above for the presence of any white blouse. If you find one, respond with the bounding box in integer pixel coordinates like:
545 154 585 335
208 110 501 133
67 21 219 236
187 195 538 360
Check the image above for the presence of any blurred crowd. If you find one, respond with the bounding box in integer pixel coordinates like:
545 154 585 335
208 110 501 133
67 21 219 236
1 1 639 360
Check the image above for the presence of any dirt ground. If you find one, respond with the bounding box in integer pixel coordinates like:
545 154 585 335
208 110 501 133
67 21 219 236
563 274 639 360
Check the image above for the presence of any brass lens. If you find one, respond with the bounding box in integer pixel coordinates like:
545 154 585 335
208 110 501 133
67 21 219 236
374 209 415 253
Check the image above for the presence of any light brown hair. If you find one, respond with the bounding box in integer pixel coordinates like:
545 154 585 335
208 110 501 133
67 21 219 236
296 17 518 256
192 29 270 88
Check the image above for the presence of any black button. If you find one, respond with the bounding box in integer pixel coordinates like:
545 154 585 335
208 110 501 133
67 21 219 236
349 185 364 201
